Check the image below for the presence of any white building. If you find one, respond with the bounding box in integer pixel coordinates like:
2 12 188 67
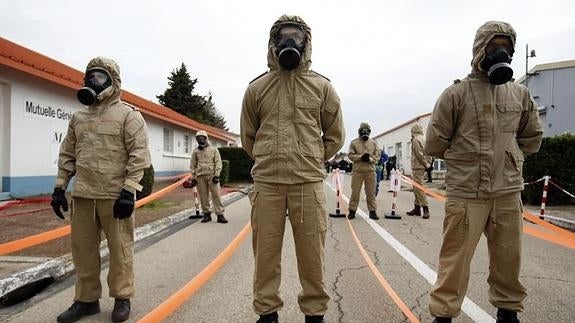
372 113 446 177
0 37 238 198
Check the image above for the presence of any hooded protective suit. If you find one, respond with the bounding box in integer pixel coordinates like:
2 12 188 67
347 122 380 213
54 57 151 305
56 57 151 197
241 15 344 318
425 21 542 199
410 124 432 171
241 15 345 184
190 130 224 216
426 22 542 319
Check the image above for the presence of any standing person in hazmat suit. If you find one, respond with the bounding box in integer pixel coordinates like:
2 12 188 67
50 57 151 323
189 130 227 223
347 122 381 220
425 21 542 323
406 123 433 219
241 15 345 323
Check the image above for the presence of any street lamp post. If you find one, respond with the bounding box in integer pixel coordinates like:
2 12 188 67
525 44 536 88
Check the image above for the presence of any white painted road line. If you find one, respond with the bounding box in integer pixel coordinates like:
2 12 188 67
326 181 495 323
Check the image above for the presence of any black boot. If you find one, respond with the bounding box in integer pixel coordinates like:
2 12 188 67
406 204 421 216
111 299 130 322
347 209 356 219
57 301 100 323
305 315 325 323
422 206 430 219
217 214 228 223
256 311 278 323
432 318 452 323
201 212 212 223
369 210 379 220
497 308 520 323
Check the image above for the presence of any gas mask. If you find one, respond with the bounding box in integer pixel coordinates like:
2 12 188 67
275 26 305 71
196 136 207 150
359 128 371 141
480 47 513 85
77 69 112 106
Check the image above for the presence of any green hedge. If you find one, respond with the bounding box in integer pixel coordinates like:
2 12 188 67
220 160 230 185
218 147 254 182
522 133 575 205
137 164 155 200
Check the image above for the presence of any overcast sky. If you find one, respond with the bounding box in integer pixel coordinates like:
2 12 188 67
2 0 574 149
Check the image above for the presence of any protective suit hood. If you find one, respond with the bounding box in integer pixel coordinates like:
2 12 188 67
411 123 424 136
84 57 122 107
470 21 516 75
196 130 209 139
267 15 312 72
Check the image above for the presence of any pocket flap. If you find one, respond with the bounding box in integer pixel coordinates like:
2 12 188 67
443 150 477 162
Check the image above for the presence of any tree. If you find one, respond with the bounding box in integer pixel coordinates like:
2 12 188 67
157 63 228 130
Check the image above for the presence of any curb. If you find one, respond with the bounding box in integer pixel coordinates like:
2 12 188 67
0 189 249 300
542 215 575 232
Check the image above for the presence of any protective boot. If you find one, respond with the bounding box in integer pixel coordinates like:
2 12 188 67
406 204 421 216
256 311 278 323
422 206 430 219
201 212 212 223
432 318 452 323
217 214 228 223
111 299 130 322
496 308 520 323
347 209 356 219
369 210 379 220
305 315 325 323
57 301 100 323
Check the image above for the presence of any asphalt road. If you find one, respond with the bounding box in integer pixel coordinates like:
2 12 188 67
4 174 574 323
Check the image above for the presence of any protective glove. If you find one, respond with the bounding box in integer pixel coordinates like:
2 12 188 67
212 176 220 184
113 189 135 219
50 187 68 219
191 179 198 187
361 153 371 162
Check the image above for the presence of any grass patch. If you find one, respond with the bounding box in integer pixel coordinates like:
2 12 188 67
140 200 171 210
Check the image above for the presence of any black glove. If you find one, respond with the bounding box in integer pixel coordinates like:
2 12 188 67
113 189 135 219
212 176 220 184
191 179 198 187
361 153 371 162
50 187 68 219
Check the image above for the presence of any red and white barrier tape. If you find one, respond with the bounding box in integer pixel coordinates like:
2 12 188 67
524 177 546 186
548 180 575 199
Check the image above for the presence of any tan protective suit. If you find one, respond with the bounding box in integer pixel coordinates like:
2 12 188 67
190 131 224 215
347 125 380 212
56 57 151 302
425 21 543 318
240 15 345 316
410 124 431 208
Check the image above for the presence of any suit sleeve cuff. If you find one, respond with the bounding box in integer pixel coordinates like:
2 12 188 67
124 179 143 192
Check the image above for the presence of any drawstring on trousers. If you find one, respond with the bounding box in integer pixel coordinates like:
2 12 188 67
300 184 304 224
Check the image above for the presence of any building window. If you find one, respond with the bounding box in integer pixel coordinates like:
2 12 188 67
163 128 173 153
184 135 190 154
388 146 394 156
406 142 412 157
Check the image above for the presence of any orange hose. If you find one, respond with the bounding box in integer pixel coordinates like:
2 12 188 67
333 171 420 322
137 222 251 323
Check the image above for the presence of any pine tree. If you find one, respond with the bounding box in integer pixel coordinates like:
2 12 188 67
157 63 228 130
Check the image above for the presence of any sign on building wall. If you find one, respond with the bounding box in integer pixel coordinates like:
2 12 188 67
23 99 76 168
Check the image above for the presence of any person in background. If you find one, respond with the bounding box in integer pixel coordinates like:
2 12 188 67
375 149 389 196
406 123 433 219
189 130 227 224
347 122 381 220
